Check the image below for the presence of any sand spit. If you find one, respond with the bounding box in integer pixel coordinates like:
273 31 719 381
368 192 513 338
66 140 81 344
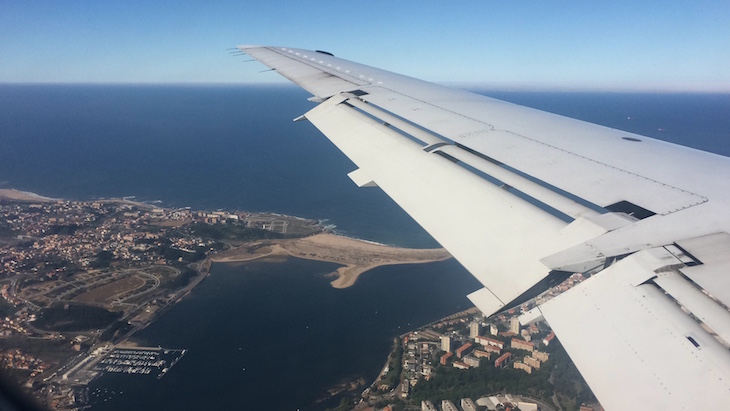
210 233 452 288
0 189 56 202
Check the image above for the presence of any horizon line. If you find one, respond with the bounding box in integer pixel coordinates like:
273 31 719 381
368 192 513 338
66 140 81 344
1 81 729 94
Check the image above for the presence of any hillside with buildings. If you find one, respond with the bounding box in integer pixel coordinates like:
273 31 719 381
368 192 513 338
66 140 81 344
357 279 601 411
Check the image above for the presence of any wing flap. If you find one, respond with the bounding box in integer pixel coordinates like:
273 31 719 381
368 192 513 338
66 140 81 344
540 249 730 410
676 233 730 320
303 94 570 312
654 271 730 346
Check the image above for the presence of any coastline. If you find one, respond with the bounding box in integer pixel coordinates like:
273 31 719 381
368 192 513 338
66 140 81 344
0 188 156 210
0 188 56 202
210 233 452 288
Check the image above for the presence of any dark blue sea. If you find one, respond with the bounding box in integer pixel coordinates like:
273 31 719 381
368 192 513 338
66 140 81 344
87 258 478 410
2 85 729 245
1 85 729 410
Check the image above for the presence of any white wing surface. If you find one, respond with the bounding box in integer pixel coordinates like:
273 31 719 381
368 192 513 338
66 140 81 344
238 46 730 410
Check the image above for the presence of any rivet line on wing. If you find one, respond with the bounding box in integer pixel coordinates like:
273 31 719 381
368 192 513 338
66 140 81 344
277 47 380 86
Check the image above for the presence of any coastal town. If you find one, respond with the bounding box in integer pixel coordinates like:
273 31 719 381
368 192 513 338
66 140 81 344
0 189 598 411
0 189 326 408
0 189 450 409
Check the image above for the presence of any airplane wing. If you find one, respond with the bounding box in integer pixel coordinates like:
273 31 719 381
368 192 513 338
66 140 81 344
237 46 730 410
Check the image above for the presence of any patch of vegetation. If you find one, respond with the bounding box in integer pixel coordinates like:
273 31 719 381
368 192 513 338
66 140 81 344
91 250 114 268
188 222 285 241
412 355 553 404
550 341 595 410
46 224 80 236
34 303 122 332
370 399 406 411
0 220 17 239
0 366 33 382
162 266 199 290
210 241 226 251
0 335 73 363
381 338 403 389
0 297 18 317
147 265 177 276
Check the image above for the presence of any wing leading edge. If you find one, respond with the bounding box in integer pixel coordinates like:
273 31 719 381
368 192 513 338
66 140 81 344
238 45 730 410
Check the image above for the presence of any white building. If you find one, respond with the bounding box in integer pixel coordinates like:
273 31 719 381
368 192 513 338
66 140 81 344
421 400 438 411
440 334 452 352
517 402 538 411
464 355 481 368
461 398 478 411
441 400 459 411
469 321 481 338
476 396 502 411
509 317 520 334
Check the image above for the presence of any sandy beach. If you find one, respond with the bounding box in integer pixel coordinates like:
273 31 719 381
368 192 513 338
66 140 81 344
210 233 452 288
0 189 56 202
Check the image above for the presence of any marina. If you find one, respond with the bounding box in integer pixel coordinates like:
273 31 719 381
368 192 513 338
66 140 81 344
95 347 187 379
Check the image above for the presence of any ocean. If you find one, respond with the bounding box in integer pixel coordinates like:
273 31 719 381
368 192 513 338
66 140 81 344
0 84 435 247
2 85 729 245
1 85 729 410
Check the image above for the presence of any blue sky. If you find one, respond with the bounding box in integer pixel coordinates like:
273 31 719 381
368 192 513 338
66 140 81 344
1 1 729 91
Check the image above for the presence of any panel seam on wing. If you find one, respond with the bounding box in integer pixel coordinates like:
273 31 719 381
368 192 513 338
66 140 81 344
372 87 709 215
264 47 372 88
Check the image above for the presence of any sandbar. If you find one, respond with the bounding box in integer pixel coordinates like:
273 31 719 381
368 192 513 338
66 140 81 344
210 233 452 288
